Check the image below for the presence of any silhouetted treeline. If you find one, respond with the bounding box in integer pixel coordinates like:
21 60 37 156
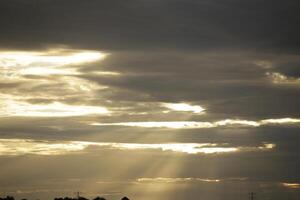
54 196 129 200
0 196 129 200
0 196 15 200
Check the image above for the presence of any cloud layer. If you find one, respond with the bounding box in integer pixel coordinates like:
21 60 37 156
0 1 300 199
0 139 276 155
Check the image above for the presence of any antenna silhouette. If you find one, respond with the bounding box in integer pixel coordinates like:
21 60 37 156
74 192 81 199
249 192 256 200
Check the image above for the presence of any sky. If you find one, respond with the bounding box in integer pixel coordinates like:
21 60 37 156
0 0 300 200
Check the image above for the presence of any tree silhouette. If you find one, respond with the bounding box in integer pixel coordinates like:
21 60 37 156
1 195 131 200
93 197 106 200
78 197 88 200
0 196 15 200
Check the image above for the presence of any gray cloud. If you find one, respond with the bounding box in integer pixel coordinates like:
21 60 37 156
0 0 299 52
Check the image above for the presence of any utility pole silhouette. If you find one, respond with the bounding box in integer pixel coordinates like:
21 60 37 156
249 192 256 200
75 192 80 199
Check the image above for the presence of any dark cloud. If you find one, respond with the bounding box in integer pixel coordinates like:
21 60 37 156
0 0 299 51
79 51 300 118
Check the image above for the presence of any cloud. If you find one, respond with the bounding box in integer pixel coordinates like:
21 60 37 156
0 49 105 68
135 177 251 184
214 119 260 127
0 49 112 83
0 48 116 117
0 100 110 117
0 139 275 156
108 143 239 154
1 0 299 52
161 103 205 114
91 118 300 129
266 72 300 84
0 139 89 156
282 183 300 189
136 177 221 183
92 121 214 129
261 118 300 124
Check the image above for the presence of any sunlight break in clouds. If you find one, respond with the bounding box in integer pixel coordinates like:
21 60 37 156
1 100 109 117
0 48 113 117
161 103 205 114
91 118 300 129
261 118 300 124
92 121 215 129
0 49 107 77
0 139 90 156
266 72 300 84
0 49 106 68
110 143 238 154
282 183 300 189
0 139 275 156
